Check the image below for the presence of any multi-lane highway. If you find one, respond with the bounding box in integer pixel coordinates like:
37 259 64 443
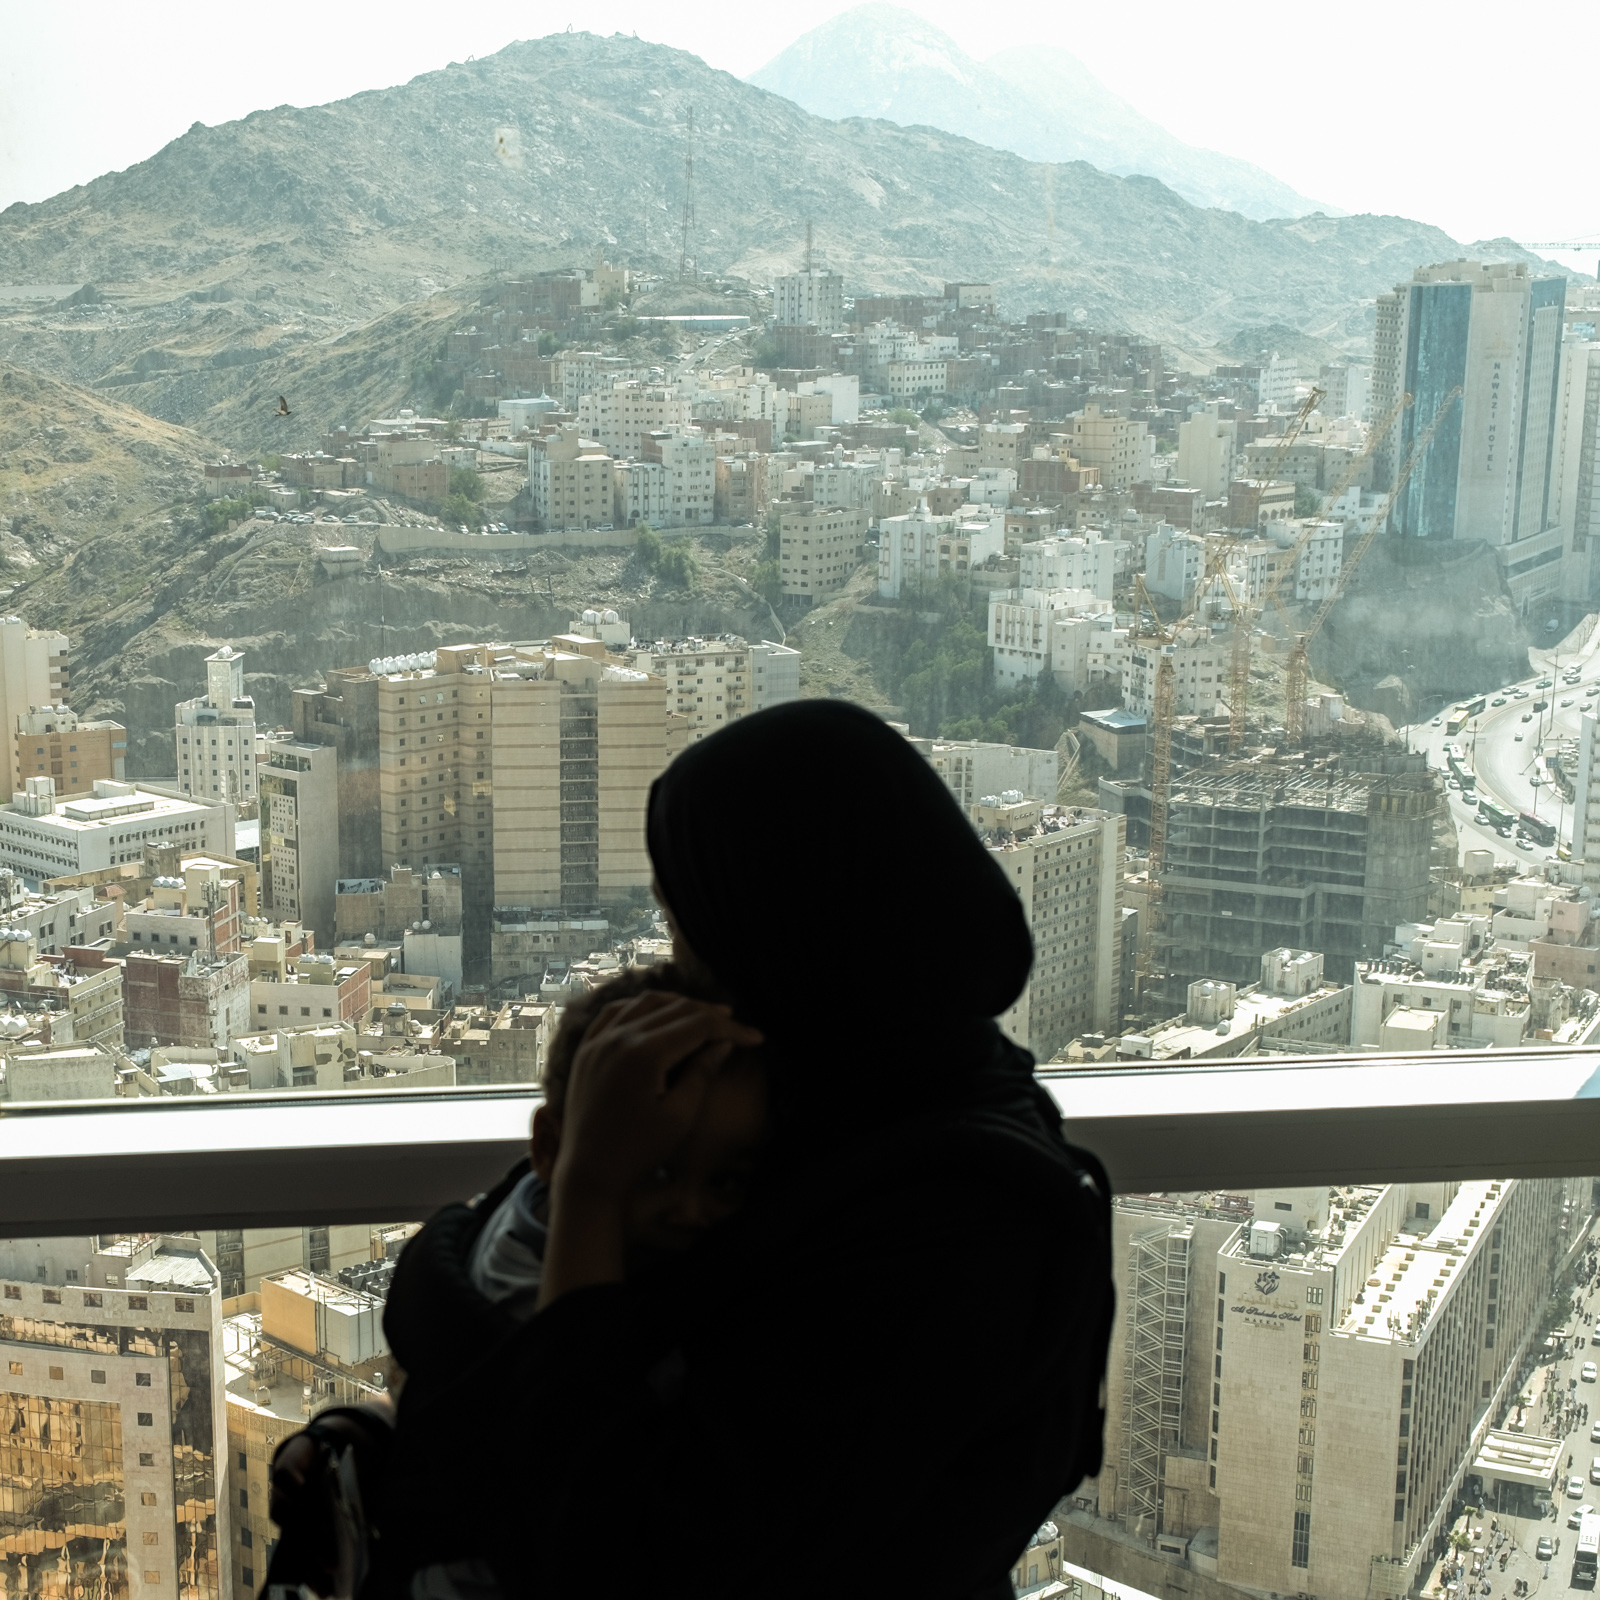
1401 623 1600 872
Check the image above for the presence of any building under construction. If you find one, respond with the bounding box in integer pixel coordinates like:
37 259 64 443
1159 751 1436 991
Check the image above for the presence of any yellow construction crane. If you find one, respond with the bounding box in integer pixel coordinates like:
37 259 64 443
1223 388 1413 750
1283 387 1462 744
1132 575 1177 1007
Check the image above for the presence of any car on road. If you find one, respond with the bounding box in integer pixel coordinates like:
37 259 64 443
1523 713 1535 722
1535 700 1549 711
1538 1534 1556 1560
1493 697 1508 706
1538 678 1555 688
1515 733 1525 742
1431 717 1442 726
1515 690 1531 699
1518 839 1533 850
1592 1420 1600 1442
1570 1475 1587 1498
1572 1503 1588 1527
1564 699 1576 707
1592 1460 1600 1484
1585 1361 1598 1383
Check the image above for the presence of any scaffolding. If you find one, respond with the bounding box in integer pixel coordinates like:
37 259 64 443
1119 1222 1191 1534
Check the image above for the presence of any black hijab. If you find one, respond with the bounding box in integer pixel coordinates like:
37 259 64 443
646 699 1034 1127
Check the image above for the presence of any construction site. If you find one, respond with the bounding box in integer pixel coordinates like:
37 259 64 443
1159 754 1437 990
1123 381 1461 1016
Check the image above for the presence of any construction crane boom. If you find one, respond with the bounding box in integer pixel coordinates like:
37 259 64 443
1284 386 1462 744
1223 389 1411 752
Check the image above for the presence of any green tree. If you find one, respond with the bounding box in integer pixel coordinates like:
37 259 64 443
751 338 782 369
442 492 481 527
658 543 699 588
1293 481 1322 517
752 559 784 609
200 497 252 536
537 331 563 356
635 524 662 566
448 467 484 502
889 407 921 428
919 401 946 424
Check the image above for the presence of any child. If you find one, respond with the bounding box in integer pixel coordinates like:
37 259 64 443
465 962 768 1321
266 963 766 1598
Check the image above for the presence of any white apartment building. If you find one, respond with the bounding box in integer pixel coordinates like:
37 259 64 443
920 738 1059 807
1352 918 1529 1049
988 589 1113 690
577 382 691 458
805 373 859 424
1219 521 1344 604
658 431 715 526
0 779 235 882
877 501 948 599
1177 403 1237 499
259 735 339 944
773 269 844 333
1018 533 1117 600
885 358 948 400
613 459 668 529
1062 404 1153 492
0 616 70 790
1124 627 1229 718
987 807 1124 1058
782 504 867 600
1144 522 1206 602
628 636 799 742
749 640 801 709
810 461 880 511
176 646 257 803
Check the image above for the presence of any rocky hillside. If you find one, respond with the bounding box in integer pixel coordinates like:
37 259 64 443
0 27 1552 416
0 362 215 574
751 5 1330 221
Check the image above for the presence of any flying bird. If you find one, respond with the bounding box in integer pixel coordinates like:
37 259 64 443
275 396 291 418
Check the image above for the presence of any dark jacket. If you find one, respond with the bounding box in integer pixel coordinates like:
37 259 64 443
374 1039 1112 1600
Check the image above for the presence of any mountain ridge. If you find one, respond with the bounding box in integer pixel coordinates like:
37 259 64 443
748 5 1334 221
0 26 1560 437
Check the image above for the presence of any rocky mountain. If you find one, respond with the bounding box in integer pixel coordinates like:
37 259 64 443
0 26 1553 434
750 6 1332 221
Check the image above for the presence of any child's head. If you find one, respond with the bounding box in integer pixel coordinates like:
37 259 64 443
530 963 768 1254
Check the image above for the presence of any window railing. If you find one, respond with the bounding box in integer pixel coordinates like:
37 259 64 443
2 1046 1596 1236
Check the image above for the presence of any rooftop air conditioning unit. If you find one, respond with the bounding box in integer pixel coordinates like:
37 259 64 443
1248 1221 1283 1259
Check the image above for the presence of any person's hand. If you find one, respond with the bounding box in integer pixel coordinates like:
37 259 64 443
553 991 763 1207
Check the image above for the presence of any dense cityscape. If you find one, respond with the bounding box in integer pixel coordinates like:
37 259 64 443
3 10 1600 1600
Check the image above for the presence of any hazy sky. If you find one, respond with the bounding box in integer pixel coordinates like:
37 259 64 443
3 0 1597 270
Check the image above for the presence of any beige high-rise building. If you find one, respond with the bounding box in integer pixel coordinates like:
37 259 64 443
258 735 339 943
0 616 70 788
1177 403 1237 500
781 502 867 599
986 805 1124 1057
490 638 682 914
1088 1176 1564 1600
528 425 613 529
176 646 257 804
375 644 495 942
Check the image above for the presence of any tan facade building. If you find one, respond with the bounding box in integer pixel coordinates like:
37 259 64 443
16 705 126 795
987 806 1124 1057
1091 1177 1565 1600
778 503 866 599
490 640 682 914
176 646 257 804
1062 403 1152 492
529 425 613 529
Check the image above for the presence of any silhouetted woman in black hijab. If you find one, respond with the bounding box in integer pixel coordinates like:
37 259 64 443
377 700 1113 1599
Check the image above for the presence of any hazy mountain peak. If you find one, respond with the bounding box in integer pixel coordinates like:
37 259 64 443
751 4 1336 221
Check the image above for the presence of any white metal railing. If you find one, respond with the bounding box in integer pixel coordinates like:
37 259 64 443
0 1047 1597 1236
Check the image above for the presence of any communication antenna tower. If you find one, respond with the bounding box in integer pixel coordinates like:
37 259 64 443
679 107 696 284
